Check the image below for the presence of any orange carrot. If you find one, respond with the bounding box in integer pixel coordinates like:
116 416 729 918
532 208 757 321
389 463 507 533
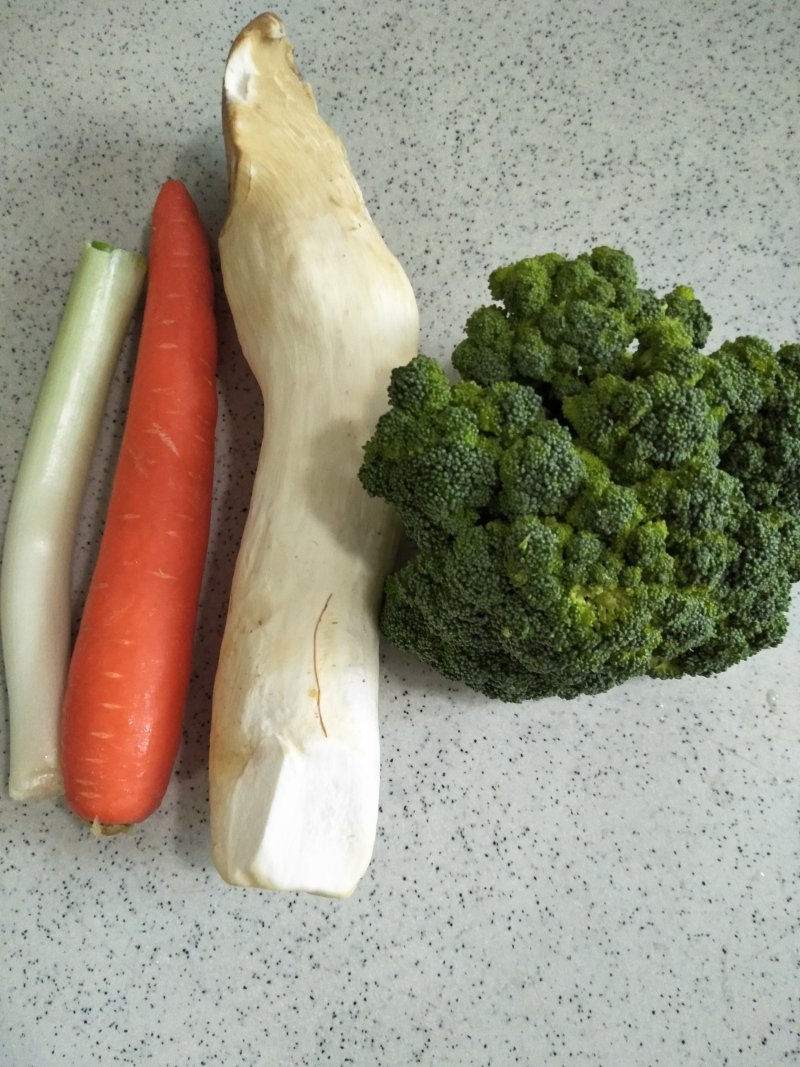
61 179 218 828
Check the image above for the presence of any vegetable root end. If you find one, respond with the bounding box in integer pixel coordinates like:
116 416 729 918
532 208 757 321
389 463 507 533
90 818 132 838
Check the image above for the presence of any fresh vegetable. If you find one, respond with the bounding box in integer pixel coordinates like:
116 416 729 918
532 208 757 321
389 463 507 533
360 246 800 702
2 241 146 801
60 179 217 828
210 14 419 895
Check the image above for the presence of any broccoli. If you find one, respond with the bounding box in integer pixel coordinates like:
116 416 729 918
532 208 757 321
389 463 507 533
359 246 800 702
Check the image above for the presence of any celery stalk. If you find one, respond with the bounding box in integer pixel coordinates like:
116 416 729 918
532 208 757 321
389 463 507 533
2 241 147 800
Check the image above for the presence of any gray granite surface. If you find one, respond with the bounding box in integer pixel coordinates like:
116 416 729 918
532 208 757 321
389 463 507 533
1 1 798 1064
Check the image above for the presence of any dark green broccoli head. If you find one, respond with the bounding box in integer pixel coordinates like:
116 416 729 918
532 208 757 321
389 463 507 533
359 248 800 702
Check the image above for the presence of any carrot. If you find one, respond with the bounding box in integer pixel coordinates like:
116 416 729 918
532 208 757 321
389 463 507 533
60 179 218 828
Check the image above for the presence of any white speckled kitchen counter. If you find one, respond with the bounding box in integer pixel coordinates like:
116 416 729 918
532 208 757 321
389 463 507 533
2 1 799 1064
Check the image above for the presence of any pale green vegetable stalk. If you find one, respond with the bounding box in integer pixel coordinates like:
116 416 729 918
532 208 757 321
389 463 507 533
2 241 146 800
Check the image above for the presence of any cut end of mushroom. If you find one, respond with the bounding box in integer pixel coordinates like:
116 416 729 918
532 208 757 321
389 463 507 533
211 732 380 898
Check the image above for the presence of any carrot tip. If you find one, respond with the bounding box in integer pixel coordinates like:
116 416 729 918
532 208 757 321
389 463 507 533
90 817 132 837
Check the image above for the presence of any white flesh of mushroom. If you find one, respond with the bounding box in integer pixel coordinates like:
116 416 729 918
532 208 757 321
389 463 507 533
210 14 419 896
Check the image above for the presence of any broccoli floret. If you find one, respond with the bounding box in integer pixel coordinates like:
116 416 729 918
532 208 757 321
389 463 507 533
564 368 722 482
717 341 800 514
451 305 516 385
703 335 777 418
632 317 710 384
565 452 643 541
386 349 452 413
498 421 585 518
452 378 545 444
453 246 656 397
360 247 800 702
624 520 675 584
359 357 499 547
663 285 713 348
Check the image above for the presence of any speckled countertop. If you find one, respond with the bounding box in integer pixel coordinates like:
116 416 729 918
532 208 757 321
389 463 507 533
1 1 799 1064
